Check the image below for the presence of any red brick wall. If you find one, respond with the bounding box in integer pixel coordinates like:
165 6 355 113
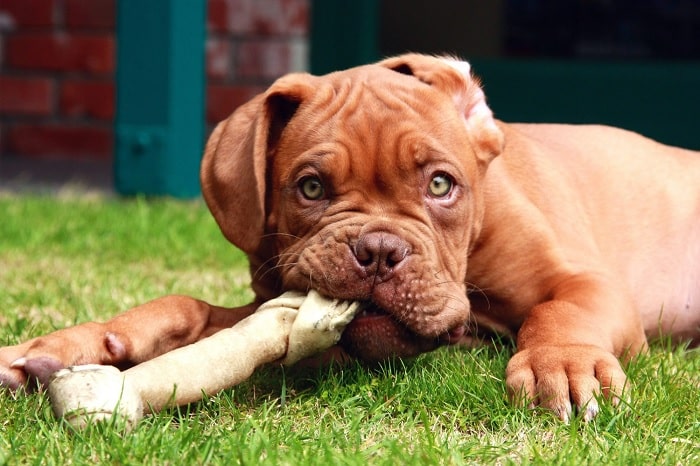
206 0 309 123
0 0 309 161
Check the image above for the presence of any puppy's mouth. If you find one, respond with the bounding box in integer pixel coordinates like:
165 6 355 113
339 302 466 362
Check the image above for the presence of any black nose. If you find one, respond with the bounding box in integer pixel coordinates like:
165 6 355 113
352 232 410 280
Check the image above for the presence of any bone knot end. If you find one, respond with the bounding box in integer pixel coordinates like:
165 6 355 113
47 364 143 430
45 290 362 431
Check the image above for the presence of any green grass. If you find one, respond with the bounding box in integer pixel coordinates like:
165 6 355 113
0 195 698 465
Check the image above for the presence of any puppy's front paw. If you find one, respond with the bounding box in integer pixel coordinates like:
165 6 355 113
0 343 35 389
505 344 628 422
0 324 129 391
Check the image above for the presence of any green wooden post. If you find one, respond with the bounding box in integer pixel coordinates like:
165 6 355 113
310 0 380 75
114 0 205 197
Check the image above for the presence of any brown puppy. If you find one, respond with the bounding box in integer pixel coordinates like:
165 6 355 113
1 54 699 422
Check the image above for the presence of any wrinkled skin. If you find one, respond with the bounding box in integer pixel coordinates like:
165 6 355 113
264 70 486 360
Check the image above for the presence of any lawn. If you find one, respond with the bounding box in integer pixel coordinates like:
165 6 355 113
0 195 698 465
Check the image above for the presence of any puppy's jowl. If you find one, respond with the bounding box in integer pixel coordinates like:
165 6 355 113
2 54 699 422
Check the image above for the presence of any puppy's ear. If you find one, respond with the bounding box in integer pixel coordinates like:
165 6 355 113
200 74 315 254
379 54 504 166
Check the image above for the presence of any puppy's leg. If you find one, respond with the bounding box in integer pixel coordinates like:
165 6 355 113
0 296 257 390
505 272 648 422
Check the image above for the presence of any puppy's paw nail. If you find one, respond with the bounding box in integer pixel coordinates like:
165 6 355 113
554 403 572 423
10 357 27 369
23 357 64 386
0 373 23 390
582 399 599 422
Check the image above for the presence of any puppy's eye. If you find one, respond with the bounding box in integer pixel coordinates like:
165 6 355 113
428 173 453 197
299 176 325 200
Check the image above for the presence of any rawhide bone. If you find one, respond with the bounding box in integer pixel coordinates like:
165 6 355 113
47 291 361 430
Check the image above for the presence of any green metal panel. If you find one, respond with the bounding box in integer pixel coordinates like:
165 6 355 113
309 3 698 149
114 0 205 197
471 59 700 150
310 0 380 75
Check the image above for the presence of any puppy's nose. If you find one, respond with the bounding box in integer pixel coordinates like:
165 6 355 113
353 232 410 280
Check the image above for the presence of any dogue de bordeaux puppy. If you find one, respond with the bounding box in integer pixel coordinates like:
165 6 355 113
1 54 699 421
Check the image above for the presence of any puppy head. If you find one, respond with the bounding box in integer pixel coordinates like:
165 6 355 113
201 54 504 360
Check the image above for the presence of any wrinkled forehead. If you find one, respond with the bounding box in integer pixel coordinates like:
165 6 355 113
323 66 453 123
280 65 465 156
271 65 473 192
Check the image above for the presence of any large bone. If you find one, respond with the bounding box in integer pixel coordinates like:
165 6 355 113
47 291 361 430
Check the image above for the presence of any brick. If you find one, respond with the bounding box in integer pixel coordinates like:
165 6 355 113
236 39 307 79
206 38 232 81
5 32 115 74
65 0 115 30
207 0 227 32
206 84 264 123
207 0 228 32
60 79 114 120
6 124 112 159
0 0 56 29
0 76 53 115
208 0 308 36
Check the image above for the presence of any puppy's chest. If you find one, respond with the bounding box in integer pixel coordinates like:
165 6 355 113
467 292 523 338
